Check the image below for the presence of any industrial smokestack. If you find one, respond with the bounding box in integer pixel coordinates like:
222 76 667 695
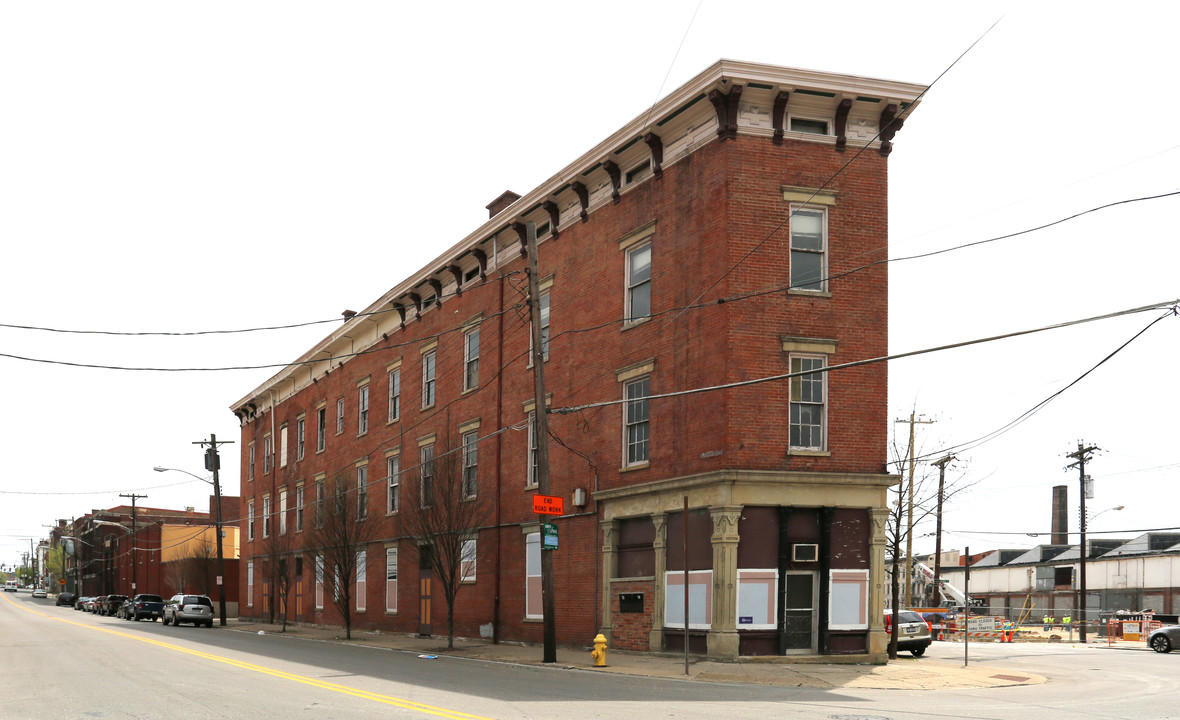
1051 485 1068 545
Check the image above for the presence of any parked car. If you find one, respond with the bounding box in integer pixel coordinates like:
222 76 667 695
32 587 47 599
74 596 91 611
101 595 128 616
56 592 76 607
115 599 132 619
162 594 215 628
4 580 18 592
125 594 165 621
87 595 106 613
1148 624 1180 653
885 609 933 656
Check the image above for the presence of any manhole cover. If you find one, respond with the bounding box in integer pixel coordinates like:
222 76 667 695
990 674 1030 682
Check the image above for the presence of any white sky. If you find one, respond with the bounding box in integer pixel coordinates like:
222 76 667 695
2 1 1177 570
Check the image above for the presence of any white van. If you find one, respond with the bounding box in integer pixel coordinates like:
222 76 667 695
4 580 19 592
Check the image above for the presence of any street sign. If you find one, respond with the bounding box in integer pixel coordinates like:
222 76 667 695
533 494 564 515
542 522 558 550
58 578 66 586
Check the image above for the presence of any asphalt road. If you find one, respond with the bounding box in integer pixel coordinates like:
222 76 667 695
3 590 1178 719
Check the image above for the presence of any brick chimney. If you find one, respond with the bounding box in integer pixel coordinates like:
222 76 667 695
1051 485 1068 545
486 190 521 219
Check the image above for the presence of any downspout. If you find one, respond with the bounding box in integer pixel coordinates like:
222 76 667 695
493 234 503 644
269 389 278 621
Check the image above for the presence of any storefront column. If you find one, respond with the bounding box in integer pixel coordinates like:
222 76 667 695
649 513 667 651
707 505 742 658
869 507 889 655
599 519 618 643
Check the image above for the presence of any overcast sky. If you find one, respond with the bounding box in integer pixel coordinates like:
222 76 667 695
2 2 1177 571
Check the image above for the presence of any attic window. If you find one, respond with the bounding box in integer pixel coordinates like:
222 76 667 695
463 267 480 283
790 117 830 135
625 160 652 185
422 294 436 308
535 222 550 238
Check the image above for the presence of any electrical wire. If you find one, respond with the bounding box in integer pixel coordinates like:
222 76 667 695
911 305 1177 464
552 298 1178 415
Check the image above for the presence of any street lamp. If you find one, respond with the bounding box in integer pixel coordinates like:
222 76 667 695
1088 505 1125 524
155 465 227 626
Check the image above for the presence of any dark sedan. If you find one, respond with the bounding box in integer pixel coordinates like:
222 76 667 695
55 592 77 607
1148 624 1180 653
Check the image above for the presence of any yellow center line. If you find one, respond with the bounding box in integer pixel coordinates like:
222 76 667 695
3 595 493 720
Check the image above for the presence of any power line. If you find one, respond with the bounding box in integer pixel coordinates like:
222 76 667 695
553 299 1177 415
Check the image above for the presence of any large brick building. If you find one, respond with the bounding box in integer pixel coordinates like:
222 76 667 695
231 60 922 659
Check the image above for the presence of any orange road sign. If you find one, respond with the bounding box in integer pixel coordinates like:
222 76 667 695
533 494 564 515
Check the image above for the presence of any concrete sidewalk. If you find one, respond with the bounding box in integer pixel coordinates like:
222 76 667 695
223 619 1048 690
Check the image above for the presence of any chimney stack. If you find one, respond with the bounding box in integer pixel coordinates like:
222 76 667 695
1051 485 1068 545
486 190 521 219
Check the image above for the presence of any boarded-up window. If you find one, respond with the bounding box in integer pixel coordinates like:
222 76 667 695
665 509 713 572
617 517 655 578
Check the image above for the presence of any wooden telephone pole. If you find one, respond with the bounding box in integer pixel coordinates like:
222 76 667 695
119 493 147 593
524 221 557 663
894 412 933 607
1066 442 1099 643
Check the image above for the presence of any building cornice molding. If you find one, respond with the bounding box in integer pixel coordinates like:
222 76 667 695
231 60 923 412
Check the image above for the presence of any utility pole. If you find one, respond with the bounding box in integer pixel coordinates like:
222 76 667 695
524 220 557 664
931 454 956 606
894 412 933 607
194 434 233 626
1066 441 1099 643
120 493 147 593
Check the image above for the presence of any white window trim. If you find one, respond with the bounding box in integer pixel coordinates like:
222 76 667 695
526 412 538 488
421 350 436 409
787 114 832 136
278 489 288 535
295 485 304 532
789 352 828 452
736 568 779 630
463 326 480 392
386 452 400 515
525 532 542 619
385 546 398 614
622 376 651 469
356 550 367 613
462 430 479 499
789 204 828 294
356 464 368 520
460 538 477 583
624 241 652 326
358 383 370 435
387 366 401 423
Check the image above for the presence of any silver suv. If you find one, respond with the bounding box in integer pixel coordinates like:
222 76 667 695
886 609 932 656
162 594 214 628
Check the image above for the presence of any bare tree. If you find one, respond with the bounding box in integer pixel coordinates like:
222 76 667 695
885 428 975 660
262 528 297 632
400 436 487 649
306 473 377 640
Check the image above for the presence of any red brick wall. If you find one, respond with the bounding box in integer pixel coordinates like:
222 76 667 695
236 131 891 646
609 578 655 651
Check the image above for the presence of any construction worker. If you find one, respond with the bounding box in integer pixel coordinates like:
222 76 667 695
1043 614 1051 631
1002 619 1016 643
1063 614 1071 633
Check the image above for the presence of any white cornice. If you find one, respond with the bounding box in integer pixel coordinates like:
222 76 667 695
231 60 924 413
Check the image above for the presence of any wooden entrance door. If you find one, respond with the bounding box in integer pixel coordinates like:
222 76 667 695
418 545 433 636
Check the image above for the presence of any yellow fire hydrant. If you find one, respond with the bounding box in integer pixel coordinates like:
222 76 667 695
591 633 608 667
